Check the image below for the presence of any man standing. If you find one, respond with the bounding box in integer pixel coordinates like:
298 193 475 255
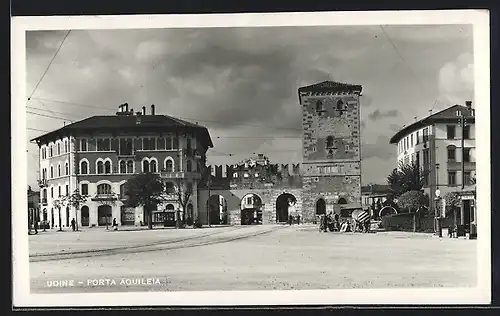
33 219 39 235
71 218 76 231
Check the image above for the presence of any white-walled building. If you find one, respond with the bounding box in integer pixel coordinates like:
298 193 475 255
389 101 476 235
31 103 213 229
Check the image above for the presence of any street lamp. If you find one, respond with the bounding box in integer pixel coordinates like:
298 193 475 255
435 189 442 238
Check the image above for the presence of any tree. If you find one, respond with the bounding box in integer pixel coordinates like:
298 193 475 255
387 161 427 197
397 190 428 232
62 189 88 231
124 172 166 229
444 192 461 217
174 178 194 228
397 190 428 212
52 197 65 232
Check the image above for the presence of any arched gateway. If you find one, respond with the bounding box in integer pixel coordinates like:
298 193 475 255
240 194 263 225
276 193 297 223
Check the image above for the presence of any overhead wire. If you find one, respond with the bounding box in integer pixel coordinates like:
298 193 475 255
379 25 443 118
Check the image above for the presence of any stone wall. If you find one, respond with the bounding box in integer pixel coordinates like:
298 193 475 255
197 188 303 225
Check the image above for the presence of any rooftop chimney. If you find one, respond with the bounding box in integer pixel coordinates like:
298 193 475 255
151 104 155 115
465 100 472 108
142 106 146 115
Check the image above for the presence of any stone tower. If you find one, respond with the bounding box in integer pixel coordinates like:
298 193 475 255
298 81 363 222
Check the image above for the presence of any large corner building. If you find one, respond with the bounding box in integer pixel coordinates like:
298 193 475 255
31 104 213 228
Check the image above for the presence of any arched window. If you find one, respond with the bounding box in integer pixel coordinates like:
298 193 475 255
127 160 134 173
97 161 104 174
447 145 456 162
80 161 88 174
65 162 69 175
97 183 112 195
165 182 175 194
316 100 323 111
64 140 68 153
50 166 54 178
165 158 173 172
49 146 53 157
119 160 126 173
104 161 111 174
186 160 192 172
150 160 157 173
336 99 344 110
58 164 61 177
326 136 334 148
186 137 192 150
338 197 347 204
142 160 150 173
57 143 60 155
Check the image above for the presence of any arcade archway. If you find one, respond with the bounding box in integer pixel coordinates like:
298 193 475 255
97 205 112 226
316 198 326 215
240 193 263 225
81 206 90 226
338 197 347 204
276 193 297 223
208 194 228 225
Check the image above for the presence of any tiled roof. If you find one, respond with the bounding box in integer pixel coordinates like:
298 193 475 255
31 114 213 147
298 81 363 92
389 104 475 144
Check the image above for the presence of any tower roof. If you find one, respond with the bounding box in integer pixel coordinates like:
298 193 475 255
298 81 362 103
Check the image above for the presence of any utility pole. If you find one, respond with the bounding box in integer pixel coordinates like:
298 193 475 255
458 113 466 190
207 173 211 227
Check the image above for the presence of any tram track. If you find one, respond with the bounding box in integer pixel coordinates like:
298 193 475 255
29 226 244 260
29 226 287 262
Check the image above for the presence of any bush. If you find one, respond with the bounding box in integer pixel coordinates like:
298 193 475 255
397 190 428 213
380 213 434 232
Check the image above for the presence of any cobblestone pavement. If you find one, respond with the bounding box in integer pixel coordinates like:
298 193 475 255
29 225 477 293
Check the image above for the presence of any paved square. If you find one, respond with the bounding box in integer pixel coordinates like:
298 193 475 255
29 225 477 293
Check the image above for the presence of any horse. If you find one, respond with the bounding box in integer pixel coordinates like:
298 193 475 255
351 209 371 233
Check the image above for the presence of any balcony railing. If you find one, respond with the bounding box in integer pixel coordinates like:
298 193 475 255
41 198 48 205
446 161 476 170
160 171 202 180
38 179 48 188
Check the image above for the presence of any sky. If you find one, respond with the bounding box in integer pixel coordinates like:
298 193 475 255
25 25 474 189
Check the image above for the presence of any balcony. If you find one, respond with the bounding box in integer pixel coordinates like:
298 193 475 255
41 198 48 205
38 179 48 188
91 194 119 202
160 171 202 180
446 161 476 171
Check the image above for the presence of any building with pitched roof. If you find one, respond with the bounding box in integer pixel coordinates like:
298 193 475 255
389 102 476 235
31 104 213 228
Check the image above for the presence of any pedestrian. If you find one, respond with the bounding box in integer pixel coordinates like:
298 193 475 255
71 218 76 231
297 214 301 225
322 213 328 232
113 218 118 231
288 214 293 226
34 219 38 234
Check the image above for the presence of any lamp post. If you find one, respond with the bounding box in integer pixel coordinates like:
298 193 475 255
435 189 442 238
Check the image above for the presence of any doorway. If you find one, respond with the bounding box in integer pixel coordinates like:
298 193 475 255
276 193 297 223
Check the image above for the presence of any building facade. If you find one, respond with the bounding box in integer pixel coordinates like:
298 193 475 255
32 81 363 228
32 104 213 228
389 102 476 232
